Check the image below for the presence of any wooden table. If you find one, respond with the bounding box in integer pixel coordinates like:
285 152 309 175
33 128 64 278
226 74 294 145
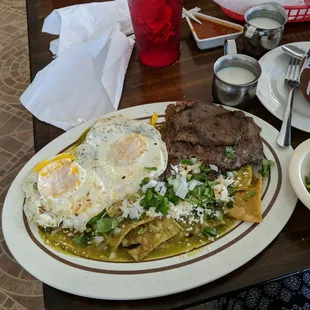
26 0 310 309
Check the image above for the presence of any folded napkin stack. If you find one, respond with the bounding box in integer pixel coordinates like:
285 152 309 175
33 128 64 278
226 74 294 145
20 0 134 131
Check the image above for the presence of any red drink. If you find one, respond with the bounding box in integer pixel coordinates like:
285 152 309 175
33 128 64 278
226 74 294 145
128 0 183 68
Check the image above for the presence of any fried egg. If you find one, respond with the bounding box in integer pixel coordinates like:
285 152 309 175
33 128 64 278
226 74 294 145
76 115 168 202
23 154 109 232
23 115 168 232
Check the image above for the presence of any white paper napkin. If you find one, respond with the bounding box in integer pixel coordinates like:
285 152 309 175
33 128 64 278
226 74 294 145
20 0 134 131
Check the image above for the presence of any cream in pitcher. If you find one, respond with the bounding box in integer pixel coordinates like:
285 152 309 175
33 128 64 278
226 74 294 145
248 16 282 29
216 67 257 85
212 39 262 107
243 2 287 57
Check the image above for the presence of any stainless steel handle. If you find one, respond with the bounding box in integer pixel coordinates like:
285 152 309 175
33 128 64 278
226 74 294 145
277 88 295 147
245 25 257 39
224 39 237 55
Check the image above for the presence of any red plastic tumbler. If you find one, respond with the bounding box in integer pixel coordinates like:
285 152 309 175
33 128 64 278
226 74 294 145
128 0 183 68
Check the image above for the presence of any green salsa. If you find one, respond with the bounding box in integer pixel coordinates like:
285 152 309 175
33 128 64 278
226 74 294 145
39 216 235 262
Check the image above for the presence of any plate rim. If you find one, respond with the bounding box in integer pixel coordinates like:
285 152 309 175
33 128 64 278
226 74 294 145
2 101 298 300
257 41 310 133
289 138 310 210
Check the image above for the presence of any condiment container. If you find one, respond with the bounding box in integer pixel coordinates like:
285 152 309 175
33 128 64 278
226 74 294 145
212 40 262 108
186 13 243 50
243 2 287 58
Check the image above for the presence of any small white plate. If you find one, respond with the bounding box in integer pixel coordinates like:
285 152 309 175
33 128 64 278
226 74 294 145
257 42 310 133
289 139 310 209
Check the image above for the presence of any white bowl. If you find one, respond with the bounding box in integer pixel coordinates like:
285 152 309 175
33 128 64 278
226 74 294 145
185 13 243 50
289 139 310 209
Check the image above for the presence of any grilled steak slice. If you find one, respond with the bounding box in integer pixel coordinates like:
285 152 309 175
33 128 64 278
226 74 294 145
232 117 263 168
162 101 263 171
166 101 227 119
174 111 247 147
165 101 228 134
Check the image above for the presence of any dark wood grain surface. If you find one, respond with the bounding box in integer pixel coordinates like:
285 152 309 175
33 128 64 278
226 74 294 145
25 0 310 308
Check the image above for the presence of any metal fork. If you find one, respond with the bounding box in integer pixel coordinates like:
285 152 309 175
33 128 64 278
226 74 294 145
277 58 300 147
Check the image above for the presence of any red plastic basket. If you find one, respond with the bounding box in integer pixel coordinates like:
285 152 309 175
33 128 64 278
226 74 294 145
221 4 310 22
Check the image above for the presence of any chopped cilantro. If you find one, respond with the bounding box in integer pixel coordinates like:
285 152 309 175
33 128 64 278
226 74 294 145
225 146 234 160
96 217 118 234
141 188 169 215
242 190 257 201
228 185 235 195
87 210 105 225
306 175 310 193
140 177 150 187
165 185 180 205
191 185 206 200
199 163 212 173
155 196 169 215
191 173 210 182
188 182 215 206
137 226 147 235
226 200 233 209
204 208 222 221
202 227 217 237
144 167 158 171
145 188 153 202
73 233 92 248
259 159 274 178
181 158 197 165
248 191 256 198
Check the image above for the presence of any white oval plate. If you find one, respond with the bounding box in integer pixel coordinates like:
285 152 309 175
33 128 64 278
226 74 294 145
2 102 297 300
257 42 310 133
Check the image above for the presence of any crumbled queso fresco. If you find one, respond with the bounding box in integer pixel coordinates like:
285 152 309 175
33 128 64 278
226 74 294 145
118 158 237 225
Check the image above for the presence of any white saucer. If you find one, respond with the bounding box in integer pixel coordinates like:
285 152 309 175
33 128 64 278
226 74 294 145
289 138 310 210
257 42 310 133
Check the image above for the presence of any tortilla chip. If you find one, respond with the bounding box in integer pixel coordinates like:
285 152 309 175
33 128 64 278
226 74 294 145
234 165 253 191
228 174 262 223
106 217 154 251
122 218 181 261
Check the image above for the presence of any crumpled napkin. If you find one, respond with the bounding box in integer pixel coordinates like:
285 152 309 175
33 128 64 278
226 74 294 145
20 0 134 131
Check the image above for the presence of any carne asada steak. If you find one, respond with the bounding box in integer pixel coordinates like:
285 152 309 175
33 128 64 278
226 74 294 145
161 101 263 171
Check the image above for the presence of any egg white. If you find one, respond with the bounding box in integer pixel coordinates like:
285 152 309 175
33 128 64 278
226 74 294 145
23 156 109 232
75 115 168 202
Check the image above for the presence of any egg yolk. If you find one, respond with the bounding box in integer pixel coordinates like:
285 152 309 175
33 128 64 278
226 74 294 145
113 134 147 161
33 153 75 172
38 159 81 198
